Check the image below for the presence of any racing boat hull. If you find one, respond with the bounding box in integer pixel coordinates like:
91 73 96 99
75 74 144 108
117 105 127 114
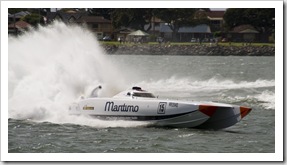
69 95 251 129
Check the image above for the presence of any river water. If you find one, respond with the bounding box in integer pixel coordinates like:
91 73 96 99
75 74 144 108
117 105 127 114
7 22 276 161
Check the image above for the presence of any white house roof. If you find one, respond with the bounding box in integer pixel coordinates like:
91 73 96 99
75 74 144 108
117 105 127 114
239 29 259 33
128 30 149 36
8 11 31 19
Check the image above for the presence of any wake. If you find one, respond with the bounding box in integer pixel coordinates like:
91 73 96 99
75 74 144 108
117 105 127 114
137 76 275 109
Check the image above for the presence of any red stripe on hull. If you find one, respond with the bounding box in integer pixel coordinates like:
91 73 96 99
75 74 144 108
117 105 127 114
199 105 217 117
240 106 252 118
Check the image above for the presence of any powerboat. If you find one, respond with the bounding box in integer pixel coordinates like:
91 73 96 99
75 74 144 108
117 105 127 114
69 86 252 129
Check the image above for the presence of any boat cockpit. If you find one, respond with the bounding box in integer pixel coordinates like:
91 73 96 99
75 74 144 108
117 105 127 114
128 92 156 98
113 86 156 99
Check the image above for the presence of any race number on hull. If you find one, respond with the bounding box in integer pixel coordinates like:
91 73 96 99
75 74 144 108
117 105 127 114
157 102 167 114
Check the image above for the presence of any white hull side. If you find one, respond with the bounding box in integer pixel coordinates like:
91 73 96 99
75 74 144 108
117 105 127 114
69 97 251 129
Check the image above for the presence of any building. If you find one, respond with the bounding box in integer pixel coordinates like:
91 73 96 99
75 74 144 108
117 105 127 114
46 10 113 40
229 24 260 42
76 16 113 40
206 10 225 32
8 11 31 25
143 10 224 42
46 10 87 24
8 20 31 35
144 17 165 36
160 24 212 42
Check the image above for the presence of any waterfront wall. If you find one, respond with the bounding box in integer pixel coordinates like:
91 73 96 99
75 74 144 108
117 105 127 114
102 44 275 56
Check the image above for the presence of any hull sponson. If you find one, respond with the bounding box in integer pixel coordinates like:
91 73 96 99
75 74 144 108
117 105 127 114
90 110 210 128
89 111 194 121
196 106 252 129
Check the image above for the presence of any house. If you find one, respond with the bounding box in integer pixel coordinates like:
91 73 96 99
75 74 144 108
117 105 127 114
206 10 225 32
46 10 114 40
229 24 260 42
8 20 31 35
144 17 165 36
46 10 87 24
76 16 113 40
8 11 31 25
143 10 223 42
144 16 213 42
160 24 212 42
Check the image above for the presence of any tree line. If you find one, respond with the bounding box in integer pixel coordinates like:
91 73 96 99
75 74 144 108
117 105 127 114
9 8 275 42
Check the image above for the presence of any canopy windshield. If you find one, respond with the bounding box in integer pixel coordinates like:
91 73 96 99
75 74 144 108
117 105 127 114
133 92 155 98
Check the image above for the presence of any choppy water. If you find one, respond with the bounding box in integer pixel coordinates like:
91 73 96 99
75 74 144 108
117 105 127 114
8 22 275 155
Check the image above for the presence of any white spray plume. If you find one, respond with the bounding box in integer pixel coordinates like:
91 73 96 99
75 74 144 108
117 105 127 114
8 21 142 127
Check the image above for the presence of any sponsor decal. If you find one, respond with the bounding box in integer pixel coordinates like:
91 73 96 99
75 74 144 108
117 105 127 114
169 102 178 108
83 105 94 110
105 101 139 112
157 102 167 114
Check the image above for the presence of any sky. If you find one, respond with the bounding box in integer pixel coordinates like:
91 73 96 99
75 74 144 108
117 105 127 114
210 8 227 11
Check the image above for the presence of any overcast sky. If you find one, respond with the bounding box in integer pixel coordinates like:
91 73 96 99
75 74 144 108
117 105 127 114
210 8 227 11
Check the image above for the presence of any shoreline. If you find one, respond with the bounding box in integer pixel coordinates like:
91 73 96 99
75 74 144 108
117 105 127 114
102 44 275 56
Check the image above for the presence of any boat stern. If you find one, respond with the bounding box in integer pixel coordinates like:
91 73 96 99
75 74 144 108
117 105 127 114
196 103 252 129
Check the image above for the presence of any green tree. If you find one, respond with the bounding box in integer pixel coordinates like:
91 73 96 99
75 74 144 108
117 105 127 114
110 8 153 31
21 13 44 26
224 8 275 32
223 8 246 28
9 8 50 17
86 8 210 41
87 8 112 20
244 8 275 33
8 8 26 14
224 8 275 42
110 9 129 29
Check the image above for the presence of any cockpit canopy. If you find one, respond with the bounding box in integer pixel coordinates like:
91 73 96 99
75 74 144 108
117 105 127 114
113 86 156 99
132 92 156 98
